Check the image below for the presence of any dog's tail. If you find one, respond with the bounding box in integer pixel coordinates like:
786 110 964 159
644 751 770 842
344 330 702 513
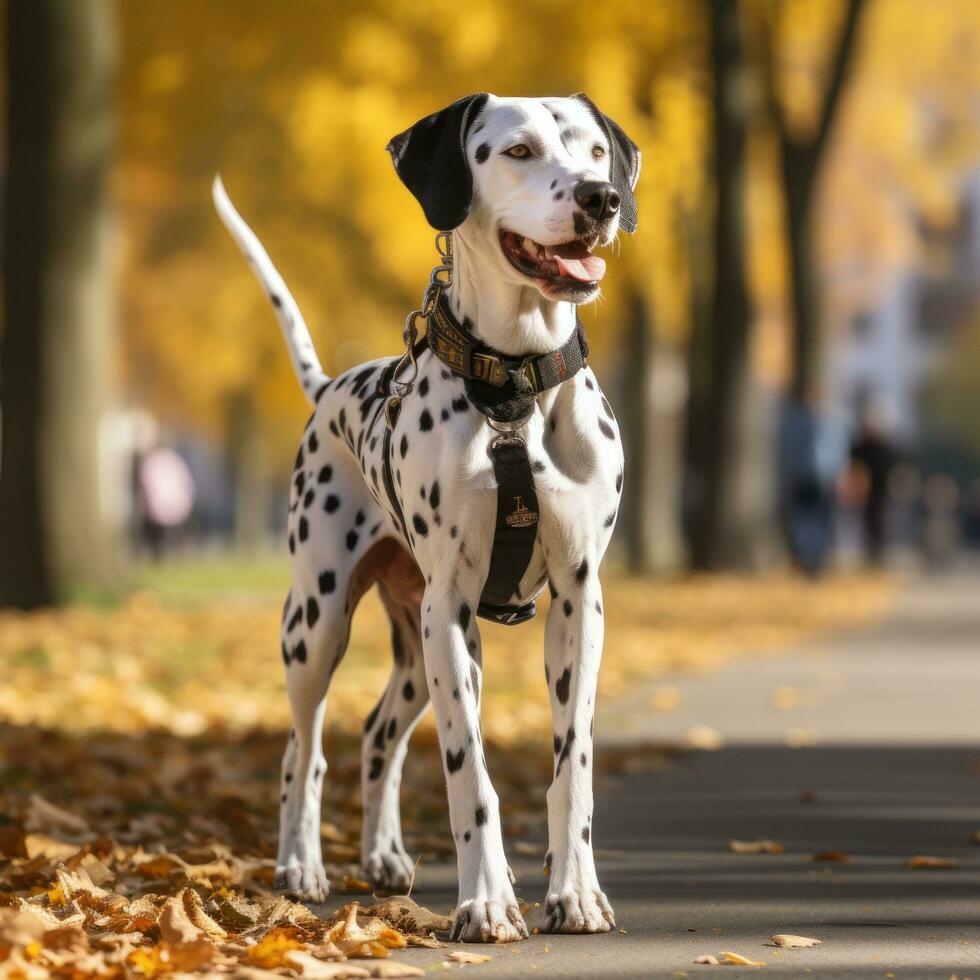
212 176 328 404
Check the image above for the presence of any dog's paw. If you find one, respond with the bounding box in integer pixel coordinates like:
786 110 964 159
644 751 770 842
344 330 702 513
274 862 331 903
542 888 615 934
450 899 528 943
363 848 415 893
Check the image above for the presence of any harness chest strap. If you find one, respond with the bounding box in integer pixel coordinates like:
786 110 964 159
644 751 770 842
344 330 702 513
377 299 588 626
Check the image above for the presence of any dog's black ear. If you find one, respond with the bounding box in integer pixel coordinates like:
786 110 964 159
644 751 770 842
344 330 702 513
573 94 641 233
387 93 490 231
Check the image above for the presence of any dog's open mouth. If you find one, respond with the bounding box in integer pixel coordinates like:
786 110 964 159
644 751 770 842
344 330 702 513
499 230 606 289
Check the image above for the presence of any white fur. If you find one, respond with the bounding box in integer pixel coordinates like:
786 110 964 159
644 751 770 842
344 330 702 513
214 95 635 942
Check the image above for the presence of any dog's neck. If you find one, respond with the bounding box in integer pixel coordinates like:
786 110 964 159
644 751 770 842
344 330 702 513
444 229 578 356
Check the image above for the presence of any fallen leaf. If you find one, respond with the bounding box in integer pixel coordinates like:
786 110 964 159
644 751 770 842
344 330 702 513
721 951 766 966
447 950 493 963
283 950 371 977
367 963 427 977
770 934 821 948
728 839 784 855
812 851 850 863
244 926 310 968
686 726 724 751
362 895 452 935
26 794 90 836
694 953 720 964
906 855 958 869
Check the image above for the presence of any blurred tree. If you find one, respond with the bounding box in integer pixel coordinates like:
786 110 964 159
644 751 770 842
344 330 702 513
756 0 866 397
685 0 758 570
0 0 119 608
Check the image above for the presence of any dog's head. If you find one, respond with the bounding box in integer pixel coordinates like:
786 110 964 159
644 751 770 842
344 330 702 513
387 94 640 304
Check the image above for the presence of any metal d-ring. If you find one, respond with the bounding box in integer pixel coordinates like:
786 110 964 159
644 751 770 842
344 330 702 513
486 409 533 456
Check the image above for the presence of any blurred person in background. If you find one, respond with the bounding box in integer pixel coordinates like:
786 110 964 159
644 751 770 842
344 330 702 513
133 445 196 560
847 401 900 568
777 389 849 577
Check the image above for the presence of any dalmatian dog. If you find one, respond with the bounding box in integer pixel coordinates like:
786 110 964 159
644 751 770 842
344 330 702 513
212 92 639 943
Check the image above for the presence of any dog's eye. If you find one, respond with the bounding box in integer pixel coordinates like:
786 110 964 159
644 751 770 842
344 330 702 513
504 144 531 159
592 144 606 160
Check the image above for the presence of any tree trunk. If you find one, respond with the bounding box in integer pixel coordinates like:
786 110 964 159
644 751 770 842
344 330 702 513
0 0 119 608
685 0 755 570
783 163 817 398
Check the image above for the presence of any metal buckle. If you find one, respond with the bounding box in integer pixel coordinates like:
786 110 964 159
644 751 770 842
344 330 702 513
486 408 533 456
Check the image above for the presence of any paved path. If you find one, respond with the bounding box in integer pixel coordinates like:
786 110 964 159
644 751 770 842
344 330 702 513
326 575 980 978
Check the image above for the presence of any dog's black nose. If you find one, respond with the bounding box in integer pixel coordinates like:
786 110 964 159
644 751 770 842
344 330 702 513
573 180 621 222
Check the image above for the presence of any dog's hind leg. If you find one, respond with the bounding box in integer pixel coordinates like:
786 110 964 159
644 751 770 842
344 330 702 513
540 558 615 934
275 579 352 902
360 582 430 891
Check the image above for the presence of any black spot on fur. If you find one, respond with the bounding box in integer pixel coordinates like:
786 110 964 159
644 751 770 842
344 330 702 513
563 599 573 617
403 680 415 701
585 375 595 390
308 430 319 453
554 190 564 200
364 699 382 732
387 718 396 740
294 445 304 470
324 494 340 514
281 642 289 665
319 570 336 594
303 489 314 509
306 597 320 628
601 395 615 420
582 825 591 844
549 581 558 599
616 471 623 493
604 511 617 528
532 460 545 473
400 434 409 458
430 481 440 510
317 464 332 484
288 534 295 554
355 510 365 526
329 420 340 437
556 726 575 775
550 179 558 189
553 733 562 755
580 752 588 767
598 418 616 440
418 376 429 397
441 408 449 421
419 409 433 432
474 142 491 163
346 530 359 552
575 558 589 584
451 396 469 413
369 756 383 780
373 723 385 750
287 606 303 633
450 525 458 539
595 600 603 615
412 513 429 537
294 471 306 496
464 831 471 842
292 640 307 664
556 667 572 705
475 805 487 827
446 748 465 773
458 603 471 632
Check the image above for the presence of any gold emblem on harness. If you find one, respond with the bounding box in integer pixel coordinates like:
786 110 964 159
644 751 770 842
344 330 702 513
506 495 538 528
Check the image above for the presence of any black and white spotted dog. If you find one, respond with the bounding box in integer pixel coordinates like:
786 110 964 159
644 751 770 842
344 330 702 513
213 92 639 943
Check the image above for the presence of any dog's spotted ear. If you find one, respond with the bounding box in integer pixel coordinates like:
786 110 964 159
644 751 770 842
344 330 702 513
387 93 490 231
572 94 641 233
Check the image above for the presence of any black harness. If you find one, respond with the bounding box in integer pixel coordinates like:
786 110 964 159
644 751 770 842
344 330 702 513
376 296 589 626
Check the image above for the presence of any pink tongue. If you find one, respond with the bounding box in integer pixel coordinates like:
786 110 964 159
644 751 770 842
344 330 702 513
555 253 606 283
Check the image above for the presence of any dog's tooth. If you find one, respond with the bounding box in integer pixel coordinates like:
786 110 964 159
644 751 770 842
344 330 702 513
523 237 538 257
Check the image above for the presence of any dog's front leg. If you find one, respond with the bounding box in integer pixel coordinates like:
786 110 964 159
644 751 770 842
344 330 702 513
422 586 527 943
542 561 615 933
